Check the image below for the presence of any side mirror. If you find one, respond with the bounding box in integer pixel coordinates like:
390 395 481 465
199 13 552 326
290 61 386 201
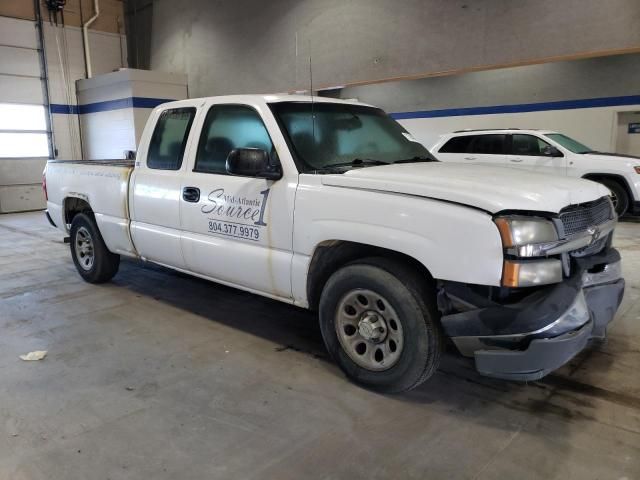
545 146 563 157
226 148 282 180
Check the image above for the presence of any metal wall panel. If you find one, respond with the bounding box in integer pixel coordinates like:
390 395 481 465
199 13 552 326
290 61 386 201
0 45 41 77
0 75 44 104
0 16 38 49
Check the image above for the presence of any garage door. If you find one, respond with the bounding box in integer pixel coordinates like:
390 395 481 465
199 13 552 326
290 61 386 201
0 16 50 213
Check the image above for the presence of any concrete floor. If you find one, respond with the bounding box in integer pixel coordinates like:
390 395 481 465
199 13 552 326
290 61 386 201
0 211 639 480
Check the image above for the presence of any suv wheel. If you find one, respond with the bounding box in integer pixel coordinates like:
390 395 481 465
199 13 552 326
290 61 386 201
598 179 629 217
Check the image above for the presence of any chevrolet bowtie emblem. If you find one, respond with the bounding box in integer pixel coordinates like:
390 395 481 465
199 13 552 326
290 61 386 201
586 225 601 245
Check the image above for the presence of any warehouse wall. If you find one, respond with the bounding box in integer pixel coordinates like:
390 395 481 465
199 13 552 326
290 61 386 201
0 0 125 33
326 53 640 152
149 0 640 97
0 1 126 212
46 23 127 160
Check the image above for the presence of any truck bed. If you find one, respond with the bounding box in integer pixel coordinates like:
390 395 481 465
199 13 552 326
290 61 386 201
47 159 136 168
45 159 137 257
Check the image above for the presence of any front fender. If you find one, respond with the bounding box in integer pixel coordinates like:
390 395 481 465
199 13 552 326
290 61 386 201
291 182 504 305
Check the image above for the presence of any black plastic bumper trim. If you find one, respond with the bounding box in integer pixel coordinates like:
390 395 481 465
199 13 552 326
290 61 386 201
45 210 57 228
441 248 621 338
474 320 593 381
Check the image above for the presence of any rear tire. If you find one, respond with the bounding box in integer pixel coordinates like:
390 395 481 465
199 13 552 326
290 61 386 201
599 178 629 217
319 257 443 393
70 213 120 283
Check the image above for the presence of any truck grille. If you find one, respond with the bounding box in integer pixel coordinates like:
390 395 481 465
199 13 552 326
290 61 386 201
559 196 613 237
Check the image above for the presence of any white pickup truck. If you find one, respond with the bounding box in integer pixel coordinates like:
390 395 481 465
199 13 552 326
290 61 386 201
44 95 625 393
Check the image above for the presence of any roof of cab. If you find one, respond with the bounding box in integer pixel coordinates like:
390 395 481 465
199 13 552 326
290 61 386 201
156 94 374 109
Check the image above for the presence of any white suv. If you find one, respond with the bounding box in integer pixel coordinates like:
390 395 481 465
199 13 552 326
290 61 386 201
431 129 640 216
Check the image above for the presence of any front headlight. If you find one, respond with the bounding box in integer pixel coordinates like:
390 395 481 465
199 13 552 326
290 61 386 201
495 216 563 287
502 259 563 287
494 216 559 257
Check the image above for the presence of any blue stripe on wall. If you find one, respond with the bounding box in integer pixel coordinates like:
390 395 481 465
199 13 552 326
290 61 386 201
51 96 176 115
51 94 640 118
389 94 640 120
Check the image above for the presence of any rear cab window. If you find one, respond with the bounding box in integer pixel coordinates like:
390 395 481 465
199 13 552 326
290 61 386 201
147 107 196 170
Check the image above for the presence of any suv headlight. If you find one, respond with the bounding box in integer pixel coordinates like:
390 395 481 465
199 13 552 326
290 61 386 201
494 216 562 287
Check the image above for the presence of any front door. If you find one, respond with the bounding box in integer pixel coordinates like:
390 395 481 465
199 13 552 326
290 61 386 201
507 134 566 175
179 102 295 299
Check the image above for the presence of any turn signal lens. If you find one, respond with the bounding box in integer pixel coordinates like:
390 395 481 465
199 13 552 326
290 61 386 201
494 217 514 247
634 166 640 174
502 260 521 287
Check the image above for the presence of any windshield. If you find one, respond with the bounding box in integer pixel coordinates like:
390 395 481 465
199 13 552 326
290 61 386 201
269 101 435 172
545 133 594 154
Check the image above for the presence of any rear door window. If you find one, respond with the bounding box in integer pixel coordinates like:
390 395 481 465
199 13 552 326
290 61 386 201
439 135 474 153
147 108 196 170
469 134 506 154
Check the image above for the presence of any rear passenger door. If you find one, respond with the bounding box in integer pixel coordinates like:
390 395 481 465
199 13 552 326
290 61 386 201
179 101 296 299
435 135 475 163
507 134 566 175
130 105 198 268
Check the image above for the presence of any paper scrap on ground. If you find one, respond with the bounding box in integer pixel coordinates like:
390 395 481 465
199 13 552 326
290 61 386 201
19 351 48 361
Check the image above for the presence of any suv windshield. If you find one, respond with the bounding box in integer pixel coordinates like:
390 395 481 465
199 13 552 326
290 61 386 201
269 101 435 172
545 133 594 154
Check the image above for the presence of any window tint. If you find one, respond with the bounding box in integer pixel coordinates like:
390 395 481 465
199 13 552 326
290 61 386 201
439 136 474 153
511 134 554 156
147 108 195 170
469 134 506 154
194 105 274 174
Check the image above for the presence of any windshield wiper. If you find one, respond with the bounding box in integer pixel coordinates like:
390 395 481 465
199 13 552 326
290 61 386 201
393 156 438 164
313 158 390 172
332 158 390 167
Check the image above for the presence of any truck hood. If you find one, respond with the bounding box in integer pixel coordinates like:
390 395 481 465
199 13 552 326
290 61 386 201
321 162 610 214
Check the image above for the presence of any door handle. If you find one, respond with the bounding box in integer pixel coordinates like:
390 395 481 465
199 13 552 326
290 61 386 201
464 156 476 161
510 158 523 163
182 187 200 203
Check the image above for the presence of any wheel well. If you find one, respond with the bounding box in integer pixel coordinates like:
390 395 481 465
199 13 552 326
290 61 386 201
306 240 433 311
582 174 632 201
64 197 93 226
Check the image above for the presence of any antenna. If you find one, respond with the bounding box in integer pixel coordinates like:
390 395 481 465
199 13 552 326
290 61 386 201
309 44 316 144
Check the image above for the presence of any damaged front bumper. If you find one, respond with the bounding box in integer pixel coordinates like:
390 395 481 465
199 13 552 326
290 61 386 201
439 248 625 381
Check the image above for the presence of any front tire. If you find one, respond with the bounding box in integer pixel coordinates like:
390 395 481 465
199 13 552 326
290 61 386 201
70 213 120 283
319 257 443 393
599 179 629 217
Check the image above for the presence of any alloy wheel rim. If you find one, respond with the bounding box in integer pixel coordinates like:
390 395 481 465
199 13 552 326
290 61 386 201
335 289 404 371
75 226 95 271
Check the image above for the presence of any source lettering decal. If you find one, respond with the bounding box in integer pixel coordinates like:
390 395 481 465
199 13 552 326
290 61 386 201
200 188 270 242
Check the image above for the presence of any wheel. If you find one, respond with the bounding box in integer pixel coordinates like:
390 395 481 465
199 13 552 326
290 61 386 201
599 179 629 217
319 257 443 393
70 213 120 283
